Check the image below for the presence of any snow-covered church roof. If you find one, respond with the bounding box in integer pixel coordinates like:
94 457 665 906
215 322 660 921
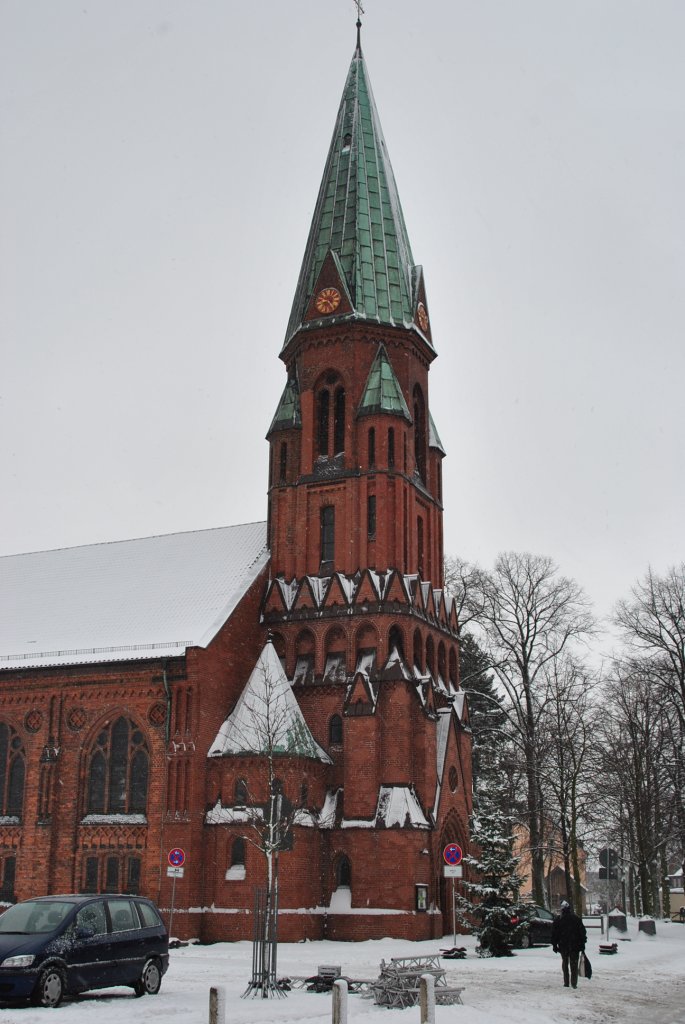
208 641 332 763
0 522 268 670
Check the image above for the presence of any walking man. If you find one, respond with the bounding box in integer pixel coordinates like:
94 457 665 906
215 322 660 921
551 900 587 989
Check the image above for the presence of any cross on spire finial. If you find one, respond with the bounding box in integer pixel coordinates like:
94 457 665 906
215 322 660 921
354 0 364 52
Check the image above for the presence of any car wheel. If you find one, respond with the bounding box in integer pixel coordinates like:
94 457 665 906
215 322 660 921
134 957 162 997
519 931 532 949
32 966 66 1008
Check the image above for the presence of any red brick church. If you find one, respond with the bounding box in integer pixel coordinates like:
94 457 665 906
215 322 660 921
0 34 472 942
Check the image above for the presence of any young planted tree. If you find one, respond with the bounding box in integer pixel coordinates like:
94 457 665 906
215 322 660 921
209 641 331 996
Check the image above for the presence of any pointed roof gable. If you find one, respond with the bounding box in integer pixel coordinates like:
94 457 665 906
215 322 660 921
267 375 301 435
357 345 412 421
284 46 427 346
208 642 332 763
428 412 446 454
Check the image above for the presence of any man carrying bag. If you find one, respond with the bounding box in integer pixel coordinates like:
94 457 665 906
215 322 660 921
551 900 588 989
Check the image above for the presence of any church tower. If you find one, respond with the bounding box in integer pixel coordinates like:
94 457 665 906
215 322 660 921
259 31 472 940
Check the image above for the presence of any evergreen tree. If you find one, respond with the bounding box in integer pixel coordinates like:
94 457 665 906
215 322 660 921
457 786 527 957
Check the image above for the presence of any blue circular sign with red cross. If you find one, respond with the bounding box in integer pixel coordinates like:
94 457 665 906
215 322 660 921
168 847 186 868
443 843 463 866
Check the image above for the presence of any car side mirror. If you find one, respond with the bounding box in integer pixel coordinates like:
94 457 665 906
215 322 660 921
76 925 95 940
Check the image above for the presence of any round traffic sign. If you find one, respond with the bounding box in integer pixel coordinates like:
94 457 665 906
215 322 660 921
443 843 463 866
168 847 186 868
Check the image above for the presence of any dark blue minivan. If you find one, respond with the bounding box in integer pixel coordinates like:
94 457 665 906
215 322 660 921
0 894 169 1007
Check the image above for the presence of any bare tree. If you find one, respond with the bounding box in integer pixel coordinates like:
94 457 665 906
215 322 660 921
596 661 676 916
537 655 596 913
464 553 594 905
615 565 685 880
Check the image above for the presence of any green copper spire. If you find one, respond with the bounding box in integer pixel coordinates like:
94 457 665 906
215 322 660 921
358 345 412 420
284 47 426 347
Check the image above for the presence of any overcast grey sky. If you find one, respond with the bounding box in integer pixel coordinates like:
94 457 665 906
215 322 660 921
2 0 684 629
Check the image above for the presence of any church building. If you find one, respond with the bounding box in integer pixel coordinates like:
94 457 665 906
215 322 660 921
0 31 472 942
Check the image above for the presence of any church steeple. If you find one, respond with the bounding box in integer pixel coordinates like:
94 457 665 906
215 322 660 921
268 41 444 585
284 47 431 349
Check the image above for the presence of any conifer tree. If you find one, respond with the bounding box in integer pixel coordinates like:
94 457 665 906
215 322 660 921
457 786 527 957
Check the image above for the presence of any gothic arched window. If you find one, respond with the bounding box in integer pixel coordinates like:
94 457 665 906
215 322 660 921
388 625 405 664
413 629 423 673
235 778 248 805
368 427 376 468
86 717 149 816
0 724 25 819
337 855 351 887
329 714 343 745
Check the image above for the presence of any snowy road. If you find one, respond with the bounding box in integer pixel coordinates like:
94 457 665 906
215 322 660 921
0 918 683 1024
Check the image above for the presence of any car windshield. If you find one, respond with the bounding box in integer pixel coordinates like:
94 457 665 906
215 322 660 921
0 900 75 934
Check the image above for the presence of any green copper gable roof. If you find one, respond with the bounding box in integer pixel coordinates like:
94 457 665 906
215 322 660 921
358 345 412 421
284 46 426 347
268 376 301 435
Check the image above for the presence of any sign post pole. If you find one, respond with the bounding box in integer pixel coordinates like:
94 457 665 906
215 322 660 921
442 843 463 944
169 871 177 940
166 848 186 941
452 879 456 946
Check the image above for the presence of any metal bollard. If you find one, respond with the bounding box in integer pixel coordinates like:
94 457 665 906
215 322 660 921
209 985 226 1024
332 978 348 1024
419 973 435 1024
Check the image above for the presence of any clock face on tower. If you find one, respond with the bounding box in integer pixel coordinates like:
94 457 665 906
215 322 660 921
315 287 342 315
417 302 429 332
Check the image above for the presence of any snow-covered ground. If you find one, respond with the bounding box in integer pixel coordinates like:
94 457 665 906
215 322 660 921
2 917 684 1024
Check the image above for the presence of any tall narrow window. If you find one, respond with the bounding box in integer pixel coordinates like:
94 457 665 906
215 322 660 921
337 856 351 887
368 427 376 468
0 724 25 819
388 428 395 469
279 442 288 483
105 856 120 892
320 506 335 567
329 714 343 745
417 516 425 577
0 856 15 901
83 857 99 893
334 387 345 453
367 495 376 539
317 389 330 456
126 856 141 894
231 837 246 867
